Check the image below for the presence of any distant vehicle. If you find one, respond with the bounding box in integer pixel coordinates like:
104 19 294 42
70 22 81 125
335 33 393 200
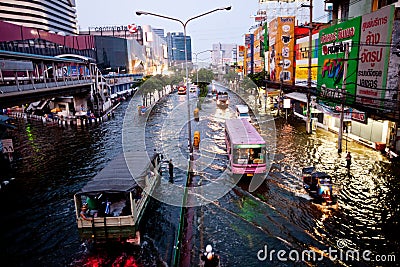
189 85 198 93
235 105 251 122
225 118 267 177
178 86 187 95
211 88 218 100
216 92 229 106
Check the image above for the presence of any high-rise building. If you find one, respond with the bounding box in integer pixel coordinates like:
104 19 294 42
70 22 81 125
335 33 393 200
152 28 166 42
0 0 78 35
166 32 192 65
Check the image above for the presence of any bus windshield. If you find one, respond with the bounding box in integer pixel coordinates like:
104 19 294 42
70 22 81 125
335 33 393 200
233 146 266 165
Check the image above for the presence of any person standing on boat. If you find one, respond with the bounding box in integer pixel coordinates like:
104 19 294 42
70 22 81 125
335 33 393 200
169 159 174 178
346 152 352 169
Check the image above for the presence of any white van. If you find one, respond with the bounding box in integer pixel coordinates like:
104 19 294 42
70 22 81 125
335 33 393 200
235 105 251 122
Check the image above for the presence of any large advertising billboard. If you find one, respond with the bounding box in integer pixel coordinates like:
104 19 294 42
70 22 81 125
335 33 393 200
357 5 395 110
268 17 295 84
317 17 361 105
295 33 319 86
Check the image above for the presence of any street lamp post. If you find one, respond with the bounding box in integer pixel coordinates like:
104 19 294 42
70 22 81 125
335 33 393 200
193 50 212 85
136 7 231 172
302 0 313 134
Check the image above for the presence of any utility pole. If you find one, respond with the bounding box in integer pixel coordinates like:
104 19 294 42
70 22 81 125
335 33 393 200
338 43 349 154
305 0 313 134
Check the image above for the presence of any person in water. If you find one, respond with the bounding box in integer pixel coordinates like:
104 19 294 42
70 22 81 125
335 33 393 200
346 152 352 169
169 159 174 178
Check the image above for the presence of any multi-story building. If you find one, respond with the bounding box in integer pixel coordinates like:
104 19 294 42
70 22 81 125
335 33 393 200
80 24 146 74
142 25 168 75
282 0 400 155
325 0 399 23
152 28 166 42
166 32 192 66
211 43 237 76
0 0 78 35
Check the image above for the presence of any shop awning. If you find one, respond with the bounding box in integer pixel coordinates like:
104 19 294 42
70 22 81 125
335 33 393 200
266 89 281 97
284 92 307 103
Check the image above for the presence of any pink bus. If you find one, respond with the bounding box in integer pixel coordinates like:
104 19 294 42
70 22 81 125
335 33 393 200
225 119 267 176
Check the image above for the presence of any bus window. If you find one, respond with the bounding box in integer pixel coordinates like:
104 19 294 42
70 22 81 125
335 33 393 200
233 147 265 164
233 148 249 164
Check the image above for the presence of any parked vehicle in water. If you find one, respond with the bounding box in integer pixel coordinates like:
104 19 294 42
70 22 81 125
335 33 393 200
302 167 337 205
225 118 267 177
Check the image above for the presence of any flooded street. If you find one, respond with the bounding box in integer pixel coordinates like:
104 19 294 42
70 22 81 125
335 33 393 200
0 85 399 266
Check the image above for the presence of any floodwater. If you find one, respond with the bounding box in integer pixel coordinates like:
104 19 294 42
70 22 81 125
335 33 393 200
0 85 399 266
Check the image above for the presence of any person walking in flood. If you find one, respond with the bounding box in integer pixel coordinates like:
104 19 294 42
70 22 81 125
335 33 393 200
169 159 174 179
346 152 352 169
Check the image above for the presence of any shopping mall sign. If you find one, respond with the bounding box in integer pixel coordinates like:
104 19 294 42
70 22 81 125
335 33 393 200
317 17 361 105
356 5 395 110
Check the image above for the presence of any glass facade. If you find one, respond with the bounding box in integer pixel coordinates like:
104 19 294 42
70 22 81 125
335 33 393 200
166 32 192 63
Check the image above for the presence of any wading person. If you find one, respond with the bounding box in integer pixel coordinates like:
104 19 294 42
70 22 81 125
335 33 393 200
169 159 174 179
346 152 352 169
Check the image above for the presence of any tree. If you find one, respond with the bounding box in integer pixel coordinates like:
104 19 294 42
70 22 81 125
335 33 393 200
195 68 214 84
247 70 266 88
224 70 239 84
239 76 256 92
191 68 214 97
140 75 163 106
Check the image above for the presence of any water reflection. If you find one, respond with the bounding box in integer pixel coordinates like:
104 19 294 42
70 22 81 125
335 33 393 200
0 88 398 266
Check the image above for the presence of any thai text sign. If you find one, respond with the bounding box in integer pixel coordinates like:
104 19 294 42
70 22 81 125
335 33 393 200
317 17 361 105
356 5 394 109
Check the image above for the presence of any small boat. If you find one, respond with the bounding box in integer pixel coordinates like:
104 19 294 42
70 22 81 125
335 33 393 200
74 151 161 242
302 167 337 205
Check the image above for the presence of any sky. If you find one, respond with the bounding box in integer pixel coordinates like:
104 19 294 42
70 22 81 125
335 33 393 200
75 0 327 59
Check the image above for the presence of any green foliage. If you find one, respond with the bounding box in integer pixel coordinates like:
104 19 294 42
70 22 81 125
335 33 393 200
161 71 184 88
247 70 266 88
191 68 214 84
224 70 239 83
239 76 256 91
140 75 163 94
197 82 209 98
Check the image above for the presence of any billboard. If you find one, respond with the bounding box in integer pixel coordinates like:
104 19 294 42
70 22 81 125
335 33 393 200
357 5 395 110
317 17 361 105
268 17 295 84
238 45 245 57
386 8 400 115
295 33 319 86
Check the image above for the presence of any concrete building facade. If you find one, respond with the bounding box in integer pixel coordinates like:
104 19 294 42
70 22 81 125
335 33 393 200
0 0 78 35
